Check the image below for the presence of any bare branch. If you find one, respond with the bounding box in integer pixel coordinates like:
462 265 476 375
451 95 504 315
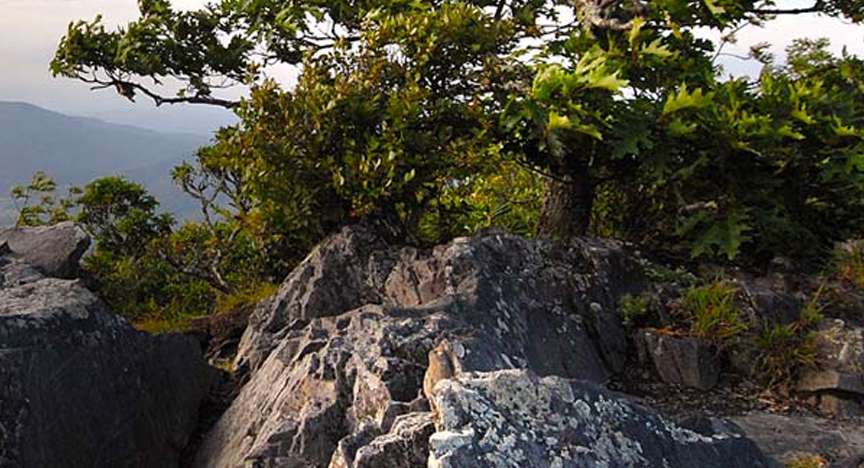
75 73 240 109
750 0 824 16
130 82 240 109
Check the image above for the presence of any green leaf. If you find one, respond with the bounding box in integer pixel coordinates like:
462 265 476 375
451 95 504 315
663 85 712 116
588 70 629 92
547 111 571 131
668 118 698 136
703 0 726 15
791 107 815 125
777 124 805 140
574 123 603 140
641 38 676 59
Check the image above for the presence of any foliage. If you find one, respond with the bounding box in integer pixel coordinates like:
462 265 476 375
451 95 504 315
76 176 174 257
214 281 278 317
10 171 78 227
680 280 747 344
618 293 652 329
501 11 864 261
754 322 819 388
50 0 864 266
753 286 824 387
643 262 699 287
85 246 214 322
9 171 269 328
415 159 545 240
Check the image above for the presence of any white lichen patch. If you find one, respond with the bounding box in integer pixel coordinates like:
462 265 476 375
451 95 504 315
428 369 753 468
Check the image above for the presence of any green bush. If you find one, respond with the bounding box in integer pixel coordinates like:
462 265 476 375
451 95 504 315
618 293 652 329
10 172 273 331
755 322 819 388
753 286 824 387
681 280 748 344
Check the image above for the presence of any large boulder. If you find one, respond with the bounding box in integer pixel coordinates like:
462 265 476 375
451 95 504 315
0 221 90 278
195 225 645 467
0 250 214 467
194 225 771 467
427 369 771 468
233 226 642 380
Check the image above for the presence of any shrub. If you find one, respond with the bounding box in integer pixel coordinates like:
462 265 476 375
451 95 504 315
753 286 824 388
10 171 77 226
755 323 819 388
643 262 699 288
681 280 748 345
618 293 652 329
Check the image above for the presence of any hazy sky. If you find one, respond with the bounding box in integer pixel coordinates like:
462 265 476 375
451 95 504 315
0 0 862 134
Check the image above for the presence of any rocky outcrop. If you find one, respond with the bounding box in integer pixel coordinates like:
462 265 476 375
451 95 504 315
233 226 641 380
194 225 770 467
428 369 770 467
0 246 214 467
0 221 89 278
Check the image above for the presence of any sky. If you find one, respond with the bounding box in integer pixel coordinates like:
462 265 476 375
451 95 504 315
0 0 862 134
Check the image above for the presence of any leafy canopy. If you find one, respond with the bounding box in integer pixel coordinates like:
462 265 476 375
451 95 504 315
52 0 864 265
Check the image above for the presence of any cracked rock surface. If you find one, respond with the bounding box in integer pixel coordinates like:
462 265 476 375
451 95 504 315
428 369 770 468
194 224 771 467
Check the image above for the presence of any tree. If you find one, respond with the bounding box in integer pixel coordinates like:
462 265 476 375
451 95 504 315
76 176 174 257
52 0 864 263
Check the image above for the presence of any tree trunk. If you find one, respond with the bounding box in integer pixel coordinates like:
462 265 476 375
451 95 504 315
537 168 593 239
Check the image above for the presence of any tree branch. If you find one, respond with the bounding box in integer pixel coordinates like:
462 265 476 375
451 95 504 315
80 74 240 109
751 0 824 16
130 82 240 109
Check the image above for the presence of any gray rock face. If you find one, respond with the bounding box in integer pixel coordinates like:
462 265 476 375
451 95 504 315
428 369 770 468
797 319 864 416
732 412 864 464
0 221 90 278
0 252 214 467
330 413 436 468
636 329 721 390
195 225 645 467
195 225 770 467
234 226 642 381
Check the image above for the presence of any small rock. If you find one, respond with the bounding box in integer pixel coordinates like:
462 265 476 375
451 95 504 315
815 394 864 418
637 329 721 390
350 412 435 467
798 370 864 395
0 222 90 279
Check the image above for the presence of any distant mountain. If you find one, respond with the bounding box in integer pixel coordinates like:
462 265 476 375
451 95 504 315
0 101 209 225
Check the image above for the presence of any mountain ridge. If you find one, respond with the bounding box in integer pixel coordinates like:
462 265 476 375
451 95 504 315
0 101 208 225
